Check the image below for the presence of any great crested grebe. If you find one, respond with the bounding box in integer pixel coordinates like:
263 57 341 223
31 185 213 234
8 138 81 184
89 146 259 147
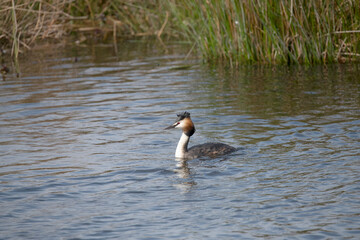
165 112 237 159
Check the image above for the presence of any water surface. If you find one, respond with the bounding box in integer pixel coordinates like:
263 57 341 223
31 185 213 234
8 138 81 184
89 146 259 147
1 41 359 239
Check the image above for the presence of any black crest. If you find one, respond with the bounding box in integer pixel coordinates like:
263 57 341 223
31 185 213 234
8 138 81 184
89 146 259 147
176 111 191 121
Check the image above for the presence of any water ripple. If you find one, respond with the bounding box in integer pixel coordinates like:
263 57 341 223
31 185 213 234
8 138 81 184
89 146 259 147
0 42 359 239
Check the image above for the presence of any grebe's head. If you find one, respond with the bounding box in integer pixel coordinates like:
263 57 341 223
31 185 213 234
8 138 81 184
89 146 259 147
165 111 196 136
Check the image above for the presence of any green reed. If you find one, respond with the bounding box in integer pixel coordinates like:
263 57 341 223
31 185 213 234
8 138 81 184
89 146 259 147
167 0 360 65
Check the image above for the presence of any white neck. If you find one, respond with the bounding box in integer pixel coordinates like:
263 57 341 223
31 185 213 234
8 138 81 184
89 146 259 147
175 132 190 158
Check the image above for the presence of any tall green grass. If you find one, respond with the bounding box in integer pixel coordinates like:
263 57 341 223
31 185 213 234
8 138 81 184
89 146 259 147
167 0 360 65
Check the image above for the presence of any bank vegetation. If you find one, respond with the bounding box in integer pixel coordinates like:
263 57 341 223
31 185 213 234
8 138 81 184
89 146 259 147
1 0 359 66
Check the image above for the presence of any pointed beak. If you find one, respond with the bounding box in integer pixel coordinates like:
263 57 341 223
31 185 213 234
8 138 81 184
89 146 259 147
164 122 179 130
164 125 175 130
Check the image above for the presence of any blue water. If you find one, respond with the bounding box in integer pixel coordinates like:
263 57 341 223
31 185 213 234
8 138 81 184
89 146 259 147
0 41 359 239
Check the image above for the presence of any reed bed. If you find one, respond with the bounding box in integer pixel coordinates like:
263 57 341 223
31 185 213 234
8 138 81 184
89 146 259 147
1 0 359 66
0 0 169 58
1 0 68 54
167 0 360 65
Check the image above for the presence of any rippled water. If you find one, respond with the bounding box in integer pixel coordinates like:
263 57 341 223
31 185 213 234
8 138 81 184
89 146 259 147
1 41 359 239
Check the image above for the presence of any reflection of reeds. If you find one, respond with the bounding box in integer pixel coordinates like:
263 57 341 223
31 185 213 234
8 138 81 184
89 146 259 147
168 0 360 65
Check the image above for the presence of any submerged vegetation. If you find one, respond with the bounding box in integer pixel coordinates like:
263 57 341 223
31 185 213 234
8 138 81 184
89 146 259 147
1 0 360 66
